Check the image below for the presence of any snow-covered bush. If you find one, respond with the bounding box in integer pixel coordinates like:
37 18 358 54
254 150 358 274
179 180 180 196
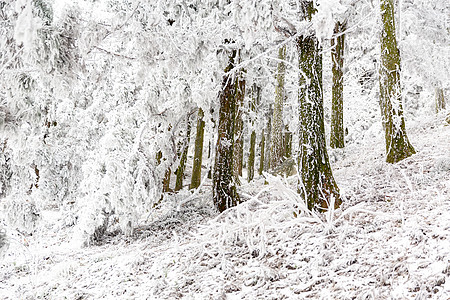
2 195 40 234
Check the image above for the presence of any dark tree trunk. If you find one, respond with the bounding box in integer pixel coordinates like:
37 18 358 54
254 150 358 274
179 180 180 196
213 50 241 212
297 1 341 211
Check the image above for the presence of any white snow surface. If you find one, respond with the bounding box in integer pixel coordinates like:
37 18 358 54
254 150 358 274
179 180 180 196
1 115 449 299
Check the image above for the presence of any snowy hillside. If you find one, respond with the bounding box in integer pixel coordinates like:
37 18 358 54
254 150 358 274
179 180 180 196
1 112 449 299
1 0 449 299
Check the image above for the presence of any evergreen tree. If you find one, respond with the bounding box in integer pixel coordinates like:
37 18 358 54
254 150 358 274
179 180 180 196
379 0 415 163
297 1 341 211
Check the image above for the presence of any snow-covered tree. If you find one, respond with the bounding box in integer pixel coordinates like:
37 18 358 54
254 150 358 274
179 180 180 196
297 1 341 211
379 0 415 163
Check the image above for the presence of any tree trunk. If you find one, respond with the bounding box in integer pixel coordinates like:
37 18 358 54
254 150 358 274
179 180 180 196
190 108 205 190
233 68 245 183
162 168 171 193
283 125 292 159
435 87 445 113
248 131 256 182
264 106 272 172
213 50 240 212
247 85 259 182
157 151 171 194
330 21 346 149
258 129 265 176
270 45 287 168
175 119 192 191
207 140 212 179
379 0 415 163
297 1 341 211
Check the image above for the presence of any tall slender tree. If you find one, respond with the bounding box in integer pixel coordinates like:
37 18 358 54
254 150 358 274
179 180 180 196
435 87 445 113
213 49 241 212
175 118 192 191
379 0 415 163
270 45 287 168
297 1 341 211
330 21 347 149
190 108 205 190
233 67 245 182
247 84 259 182
264 105 273 172
283 125 292 159
259 129 265 176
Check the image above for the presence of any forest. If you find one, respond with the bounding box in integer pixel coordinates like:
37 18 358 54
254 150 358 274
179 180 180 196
0 0 449 298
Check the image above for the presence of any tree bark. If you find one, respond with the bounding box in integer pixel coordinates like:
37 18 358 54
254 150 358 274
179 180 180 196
264 106 272 172
190 108 205 190
283 125 292 159
270 45 287 168
213 49 240 212
435 87 445 113
233 73 245 182
162 168 171 193
247 85 259 182
330 21 346 149
297 1 341 211
175 119 192 191
379 0 415 163
258 129 265 176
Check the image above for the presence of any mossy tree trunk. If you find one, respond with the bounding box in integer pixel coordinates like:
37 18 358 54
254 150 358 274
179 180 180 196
435 87 445 113
379 0 415 163
297 1 341 211
330 21 346 149
175 118 192 191
213 49 241 212
270 45 287 168
190 108 205 190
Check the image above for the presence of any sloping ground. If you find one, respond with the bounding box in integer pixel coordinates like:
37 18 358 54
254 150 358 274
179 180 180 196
0 115 449 299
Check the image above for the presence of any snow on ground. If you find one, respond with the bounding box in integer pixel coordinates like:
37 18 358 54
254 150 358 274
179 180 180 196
0 113 449 299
